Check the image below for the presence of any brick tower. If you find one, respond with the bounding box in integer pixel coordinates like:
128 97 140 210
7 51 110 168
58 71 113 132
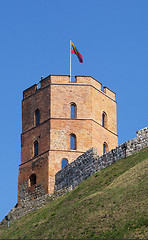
18 75 118 205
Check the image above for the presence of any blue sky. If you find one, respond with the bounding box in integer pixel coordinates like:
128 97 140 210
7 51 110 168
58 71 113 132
0 0 148 222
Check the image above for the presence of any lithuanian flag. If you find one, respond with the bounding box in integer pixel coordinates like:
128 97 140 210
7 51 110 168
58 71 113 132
71 41 83 63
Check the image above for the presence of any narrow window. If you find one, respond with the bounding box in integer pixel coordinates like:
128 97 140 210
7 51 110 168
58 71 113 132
102 113 105 127
29 174 36 186
102 112 107 128
35 109 40 126
103 142 108 154
61 159 68 169
70 134 76 150
103 143 106 154
71 103 76 118
34 140 38 156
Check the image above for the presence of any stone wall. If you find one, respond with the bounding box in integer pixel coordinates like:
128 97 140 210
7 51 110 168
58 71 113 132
0 186 72 228
18 181 46 205
54 127 148 191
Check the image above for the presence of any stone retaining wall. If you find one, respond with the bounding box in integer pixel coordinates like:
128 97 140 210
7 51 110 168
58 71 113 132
54 127 148 191
0 186 72 228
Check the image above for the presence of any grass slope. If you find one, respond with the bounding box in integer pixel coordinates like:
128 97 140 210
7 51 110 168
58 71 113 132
0 147 148 239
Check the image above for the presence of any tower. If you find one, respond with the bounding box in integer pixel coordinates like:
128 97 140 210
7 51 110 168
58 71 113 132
18 75 118 205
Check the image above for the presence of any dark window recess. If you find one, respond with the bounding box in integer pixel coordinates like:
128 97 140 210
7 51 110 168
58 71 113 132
35 109 40 126
102 113 105 127
103 143 106 154
103 142 108 154
61 159 68 169
34 140 38 156
102 112 107 128
30 174 36 186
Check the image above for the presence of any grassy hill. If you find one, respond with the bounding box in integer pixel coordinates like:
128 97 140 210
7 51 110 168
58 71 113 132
0 147 148 239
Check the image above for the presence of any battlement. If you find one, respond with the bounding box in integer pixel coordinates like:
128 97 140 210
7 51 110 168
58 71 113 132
23 84 38 99
23 75 116 101
103 87 116 100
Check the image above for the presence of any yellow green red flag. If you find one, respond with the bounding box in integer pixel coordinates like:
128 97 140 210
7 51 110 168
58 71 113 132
70 41 83 63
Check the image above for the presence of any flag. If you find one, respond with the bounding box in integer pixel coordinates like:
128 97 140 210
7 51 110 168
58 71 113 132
70 41 83 63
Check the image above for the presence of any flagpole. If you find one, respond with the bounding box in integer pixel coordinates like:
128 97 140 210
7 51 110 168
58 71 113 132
70 40 71 82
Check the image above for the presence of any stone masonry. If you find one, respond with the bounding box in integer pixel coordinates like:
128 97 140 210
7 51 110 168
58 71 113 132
55 127 148 191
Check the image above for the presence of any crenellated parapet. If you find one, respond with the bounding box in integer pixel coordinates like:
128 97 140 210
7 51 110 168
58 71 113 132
23 75 116 101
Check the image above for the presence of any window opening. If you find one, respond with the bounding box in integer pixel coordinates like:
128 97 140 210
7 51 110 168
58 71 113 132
61 159 68 169
34 140 38 156
70 134 76 150
102 112 107 128
29 174 36 186
35 109 40 126
71 103 76 118
103 143 106 154
103 142 108 154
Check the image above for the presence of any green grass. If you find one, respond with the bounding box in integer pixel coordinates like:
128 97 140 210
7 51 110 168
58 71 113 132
0 147 148 239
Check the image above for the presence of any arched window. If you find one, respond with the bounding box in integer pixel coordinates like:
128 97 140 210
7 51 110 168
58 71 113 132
70 134 76 150
70 103 76 119
103 142 108 154
61 158 68 169
34 140 38 156
102 112 107 128
29 174 36 186
35 109 40 127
